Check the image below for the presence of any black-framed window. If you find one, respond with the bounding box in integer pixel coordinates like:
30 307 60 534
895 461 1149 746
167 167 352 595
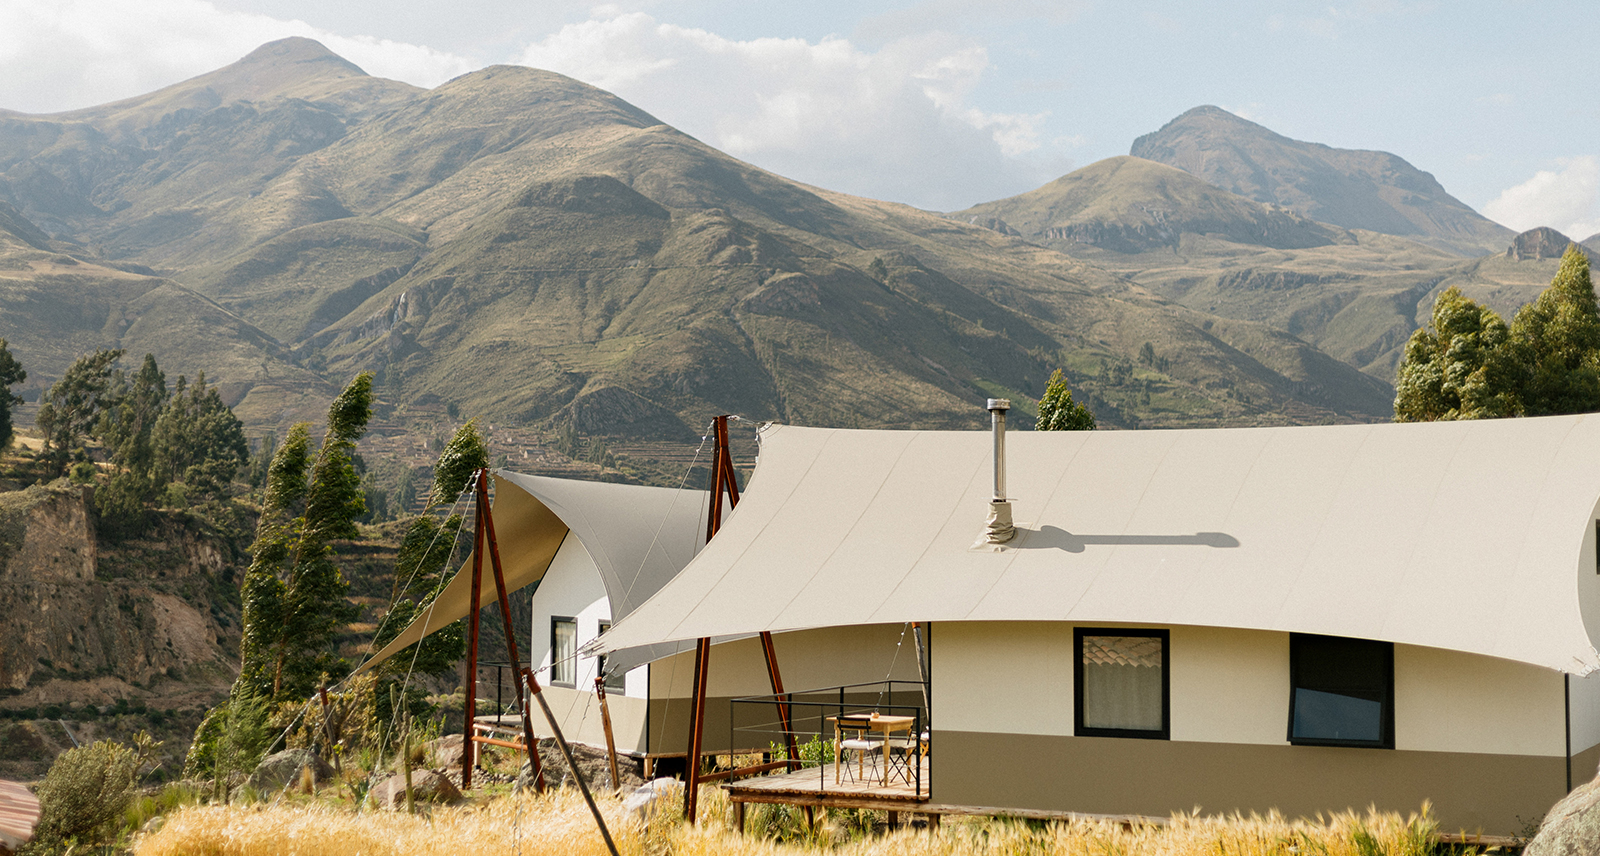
1288 633 1393 749
597 621 625 691
1074 628 1170 740
551 616 576 687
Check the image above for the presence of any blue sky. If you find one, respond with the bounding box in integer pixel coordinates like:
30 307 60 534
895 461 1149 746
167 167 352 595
2 0 1596 236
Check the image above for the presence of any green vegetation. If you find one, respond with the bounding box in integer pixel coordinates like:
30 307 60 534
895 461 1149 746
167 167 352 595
1036 370 1096 430
23 732 161 855
235 372 372 701
35 348 122 478
1396 246 1600 421
0 339 23 453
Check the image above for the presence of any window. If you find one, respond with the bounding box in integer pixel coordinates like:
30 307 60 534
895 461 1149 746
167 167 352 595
597 621 625 691
551 617 576 687
1074 628 1169 739
1288 633 1393 749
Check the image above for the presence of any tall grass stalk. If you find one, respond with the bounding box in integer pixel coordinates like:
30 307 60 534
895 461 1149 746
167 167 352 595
135 785 1458 856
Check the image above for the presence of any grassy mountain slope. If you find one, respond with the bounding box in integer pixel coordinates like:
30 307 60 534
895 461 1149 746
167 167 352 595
0 39 1398 440
1131 106 1512 257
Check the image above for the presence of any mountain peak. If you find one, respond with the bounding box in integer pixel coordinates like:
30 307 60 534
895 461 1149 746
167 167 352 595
233 37 366 76
1131 105 1511 256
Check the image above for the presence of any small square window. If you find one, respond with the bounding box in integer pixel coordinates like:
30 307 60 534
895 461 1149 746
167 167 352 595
551 617 576 687
1074 628 1169 740
1288 633 1393 749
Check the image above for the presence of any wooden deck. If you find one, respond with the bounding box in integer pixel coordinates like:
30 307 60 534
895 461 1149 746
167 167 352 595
723 757 930 810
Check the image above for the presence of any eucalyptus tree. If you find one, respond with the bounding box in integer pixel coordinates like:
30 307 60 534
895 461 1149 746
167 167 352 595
236 372 373 700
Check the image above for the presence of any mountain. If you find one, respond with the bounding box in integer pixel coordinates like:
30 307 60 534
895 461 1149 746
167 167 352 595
0 39 1398 453
953 156 1349 254
1131 106 1512 257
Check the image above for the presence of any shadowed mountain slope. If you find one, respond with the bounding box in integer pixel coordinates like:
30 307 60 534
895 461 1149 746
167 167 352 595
1131 106 1512 257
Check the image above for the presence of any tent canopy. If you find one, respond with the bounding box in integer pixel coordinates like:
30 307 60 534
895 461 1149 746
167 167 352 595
355 470 709 676
592 416 1600 675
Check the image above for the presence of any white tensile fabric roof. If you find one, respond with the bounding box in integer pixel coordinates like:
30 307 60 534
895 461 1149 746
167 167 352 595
591 416 1600 675
355 471 708 676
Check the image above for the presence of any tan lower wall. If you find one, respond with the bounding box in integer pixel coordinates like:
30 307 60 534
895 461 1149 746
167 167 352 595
1572 741 1600 787
933 730 1566 835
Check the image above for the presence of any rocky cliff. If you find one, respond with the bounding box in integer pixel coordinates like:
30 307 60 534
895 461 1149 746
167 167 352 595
0 485 242 710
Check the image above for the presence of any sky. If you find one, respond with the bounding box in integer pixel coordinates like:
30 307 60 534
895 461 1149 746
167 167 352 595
1 0 1596 238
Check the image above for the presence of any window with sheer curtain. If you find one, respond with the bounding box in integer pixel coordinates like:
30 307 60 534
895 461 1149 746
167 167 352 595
1074 629 1169 739
551 617 576 687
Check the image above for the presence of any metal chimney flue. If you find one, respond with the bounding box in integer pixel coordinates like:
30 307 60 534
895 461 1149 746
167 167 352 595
983 398 1015 545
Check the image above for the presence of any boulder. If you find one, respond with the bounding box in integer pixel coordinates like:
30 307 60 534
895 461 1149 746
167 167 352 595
369 769 463 809
424 734 467 771
244 749 335 794
513 738 645 793
1527 776 1600 856
623 778 684 821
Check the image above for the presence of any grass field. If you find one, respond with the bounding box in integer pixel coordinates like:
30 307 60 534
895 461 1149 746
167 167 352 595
134 784 1465 856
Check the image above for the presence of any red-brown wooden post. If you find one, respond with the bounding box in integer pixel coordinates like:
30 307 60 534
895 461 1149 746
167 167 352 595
478 469 545 793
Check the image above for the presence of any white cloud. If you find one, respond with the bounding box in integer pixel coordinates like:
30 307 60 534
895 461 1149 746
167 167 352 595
518 12 1063 210
1483 157 1600 241
0 0 475 114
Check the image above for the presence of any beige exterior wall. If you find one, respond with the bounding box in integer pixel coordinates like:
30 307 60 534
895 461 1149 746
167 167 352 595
1395 643 1565 757
1169 626 1289 744
528 684 650 754
934 621 1567 756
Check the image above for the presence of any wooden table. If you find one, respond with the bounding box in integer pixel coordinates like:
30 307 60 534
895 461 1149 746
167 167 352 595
830 713 915 786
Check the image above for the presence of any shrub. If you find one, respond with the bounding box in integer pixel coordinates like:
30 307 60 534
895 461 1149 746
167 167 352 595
23 733 159 854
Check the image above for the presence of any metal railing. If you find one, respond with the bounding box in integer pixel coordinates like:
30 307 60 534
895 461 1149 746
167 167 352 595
728 680 929 799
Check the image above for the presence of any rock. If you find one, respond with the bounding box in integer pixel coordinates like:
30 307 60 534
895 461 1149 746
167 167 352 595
1526 775 1600 856
369 769 463 809
1508 227 1578 262
515 738 645 793
244 749 335 794
623 778 684 820
424 734 467 771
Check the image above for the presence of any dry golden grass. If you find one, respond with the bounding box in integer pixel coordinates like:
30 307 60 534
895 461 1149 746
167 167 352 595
135 785 1454 856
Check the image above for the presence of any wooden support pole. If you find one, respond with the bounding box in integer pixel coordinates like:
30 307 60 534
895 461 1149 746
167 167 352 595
462 475 486 791
478 469 546 794
684 636 710 822
595 677 621 794
684 415 738 824
525 668 621 856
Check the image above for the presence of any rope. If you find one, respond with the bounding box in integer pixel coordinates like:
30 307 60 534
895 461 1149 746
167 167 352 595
877 623 910 710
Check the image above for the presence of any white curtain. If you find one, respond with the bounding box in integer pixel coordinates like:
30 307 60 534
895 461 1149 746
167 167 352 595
1081 635 1162 731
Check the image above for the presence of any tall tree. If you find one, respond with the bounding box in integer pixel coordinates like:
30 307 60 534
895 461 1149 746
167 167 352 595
150 372 249 502
0 339 24 452
1036 369 1096 430
1509 245 1600 416
95 355 169 527
235 373 373 700
35 349 123 477
1393 288 1525 421
1395 246 1600 421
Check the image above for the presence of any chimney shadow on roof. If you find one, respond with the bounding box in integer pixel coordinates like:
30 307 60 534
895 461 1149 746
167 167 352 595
1019 525 1240 553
